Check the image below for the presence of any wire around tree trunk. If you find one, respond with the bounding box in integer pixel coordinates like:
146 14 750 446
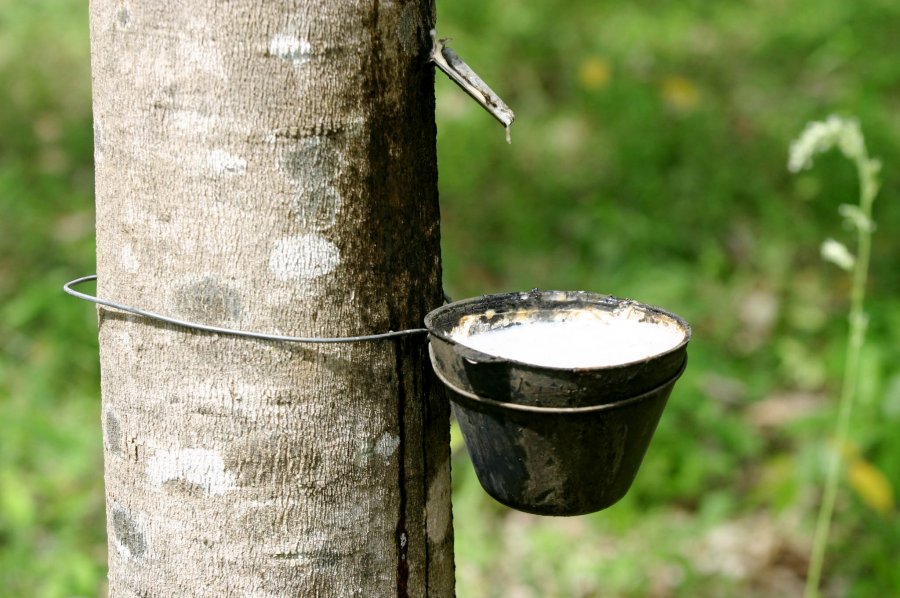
63 275 430 344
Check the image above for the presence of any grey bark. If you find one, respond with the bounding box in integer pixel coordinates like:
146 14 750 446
89 0 453 595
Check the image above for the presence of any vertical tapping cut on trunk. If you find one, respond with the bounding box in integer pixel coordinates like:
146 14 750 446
394 339 410 598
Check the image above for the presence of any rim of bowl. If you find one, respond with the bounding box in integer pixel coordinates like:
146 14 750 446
424 290 692 372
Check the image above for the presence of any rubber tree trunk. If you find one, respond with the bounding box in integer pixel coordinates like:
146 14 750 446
89 0 453 595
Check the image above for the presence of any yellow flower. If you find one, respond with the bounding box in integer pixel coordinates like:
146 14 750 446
661 75 701 112
578 57 613 91
848 457 895 515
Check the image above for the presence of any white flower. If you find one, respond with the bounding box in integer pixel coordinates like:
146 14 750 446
838 204 875 233
820 238 856 271
837 121 865 162
788 115 865 172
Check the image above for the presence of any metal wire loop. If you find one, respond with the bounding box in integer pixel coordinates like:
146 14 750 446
63 275 430 344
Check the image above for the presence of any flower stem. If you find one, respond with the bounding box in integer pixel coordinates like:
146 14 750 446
804 156 876 598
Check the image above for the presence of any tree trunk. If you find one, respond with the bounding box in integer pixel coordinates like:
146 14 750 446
89 0 453 595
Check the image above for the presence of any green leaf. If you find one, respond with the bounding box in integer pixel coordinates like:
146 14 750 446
0 471 36 531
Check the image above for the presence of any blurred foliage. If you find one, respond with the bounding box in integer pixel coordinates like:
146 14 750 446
0 0 105 596
1 0 898 596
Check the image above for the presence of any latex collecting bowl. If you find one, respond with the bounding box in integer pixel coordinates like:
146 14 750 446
425 290 691 516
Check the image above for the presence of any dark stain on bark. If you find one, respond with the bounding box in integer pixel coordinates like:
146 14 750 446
115 6 131 29
415 341 431 586
352 1 442 593
173 277 242 323
106 409 123 455
111 506 147 557
281 137 341 183
161 478 208 498
366 0 412 574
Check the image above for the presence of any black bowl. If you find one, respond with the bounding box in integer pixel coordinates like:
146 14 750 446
433 350 686 516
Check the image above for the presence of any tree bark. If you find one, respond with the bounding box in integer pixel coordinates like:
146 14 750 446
89 0 453 595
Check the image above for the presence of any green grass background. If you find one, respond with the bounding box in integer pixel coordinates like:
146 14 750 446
1 0 899 595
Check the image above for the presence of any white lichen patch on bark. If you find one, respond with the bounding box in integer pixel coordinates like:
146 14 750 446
171 109 217 135
120 243 140 273
269 33 312 66
374 432 401 458
140 36 227 89
207 149 247 176
268 234 340 283
109 326 142 369
147 448 237 495
92 117 105 163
